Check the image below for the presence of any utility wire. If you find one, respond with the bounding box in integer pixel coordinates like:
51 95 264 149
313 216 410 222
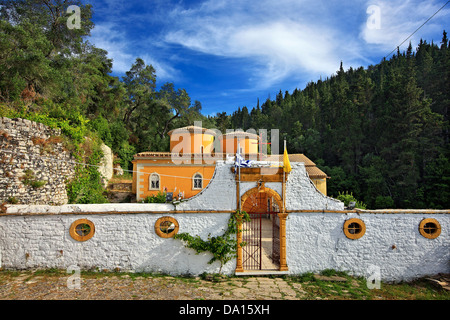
0 149 282 182
385 0 450 59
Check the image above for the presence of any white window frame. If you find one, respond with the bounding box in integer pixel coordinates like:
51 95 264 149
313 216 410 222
192 172 203 190
149 173 160 190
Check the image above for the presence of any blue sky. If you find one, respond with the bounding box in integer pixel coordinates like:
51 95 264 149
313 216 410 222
87 0 450 116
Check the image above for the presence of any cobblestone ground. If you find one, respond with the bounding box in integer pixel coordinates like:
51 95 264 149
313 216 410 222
0 271 306 300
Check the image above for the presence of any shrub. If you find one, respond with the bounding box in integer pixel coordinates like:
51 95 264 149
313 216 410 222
67 164 108 204
20 169 46 189
374 195 395 209
66 135 108 204
337 191 367 209
116 141 135 171
143 191 166 203
7 197 19 204
89 116 112 147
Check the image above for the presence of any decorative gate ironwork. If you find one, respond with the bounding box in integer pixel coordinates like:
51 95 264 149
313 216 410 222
242 191 280 270
242 212 262 270
272 214 280 264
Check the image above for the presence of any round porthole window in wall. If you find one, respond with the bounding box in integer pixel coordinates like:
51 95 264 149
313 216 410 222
70 219 95 242
419 218 441 239
155 216 179 238
343 218 366 240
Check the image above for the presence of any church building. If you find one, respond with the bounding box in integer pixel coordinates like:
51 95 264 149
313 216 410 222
132 125 328 202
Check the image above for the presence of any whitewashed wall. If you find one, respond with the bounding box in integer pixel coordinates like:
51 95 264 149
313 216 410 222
1 208 447 280
1 162 448 281
176 161 344 211
0 210 234 275
286 212 449 282
286 163 344 211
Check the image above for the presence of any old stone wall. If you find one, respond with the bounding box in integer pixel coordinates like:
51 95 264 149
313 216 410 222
0 117 76 205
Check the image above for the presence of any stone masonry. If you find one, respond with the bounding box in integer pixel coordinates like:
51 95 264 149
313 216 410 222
0 117 76 205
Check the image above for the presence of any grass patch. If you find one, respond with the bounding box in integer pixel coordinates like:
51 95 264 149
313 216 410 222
287 271 450 300
32 268 64 276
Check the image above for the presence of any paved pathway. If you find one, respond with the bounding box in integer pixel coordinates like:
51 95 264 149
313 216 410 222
198 276 306 300
0 271 307 300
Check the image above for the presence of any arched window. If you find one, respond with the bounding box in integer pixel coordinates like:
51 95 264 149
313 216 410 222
149 173 160 190
193 173 203 190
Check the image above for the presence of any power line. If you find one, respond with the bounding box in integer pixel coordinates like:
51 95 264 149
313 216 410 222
385 0 450 59
0 149 282 182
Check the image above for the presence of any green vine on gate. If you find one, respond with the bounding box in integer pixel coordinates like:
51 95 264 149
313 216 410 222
173 210 250 274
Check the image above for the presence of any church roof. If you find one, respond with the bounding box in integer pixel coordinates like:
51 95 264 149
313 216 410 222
218 131 259 139
167 126 216 135
262 153 328 178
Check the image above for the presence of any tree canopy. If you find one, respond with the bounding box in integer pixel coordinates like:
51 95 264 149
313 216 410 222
227 34 449 209
0 1 448 208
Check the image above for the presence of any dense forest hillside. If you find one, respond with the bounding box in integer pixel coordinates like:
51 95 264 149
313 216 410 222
228 37 450 209
0 1 448 209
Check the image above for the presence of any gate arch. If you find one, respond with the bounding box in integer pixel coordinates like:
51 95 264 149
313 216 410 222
237 186 286 272
241 186 282 214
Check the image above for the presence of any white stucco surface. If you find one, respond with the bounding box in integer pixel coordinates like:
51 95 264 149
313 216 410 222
286 212 449 281
1 161 448 281
285 163 344 211
0 212 234 275
176 161 344 211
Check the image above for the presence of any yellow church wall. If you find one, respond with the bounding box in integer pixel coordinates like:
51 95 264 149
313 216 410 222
132 161 137 194
136 160 215 201
169 129 215 154
220 136 258 155
132 125 330 201
311 178 327 196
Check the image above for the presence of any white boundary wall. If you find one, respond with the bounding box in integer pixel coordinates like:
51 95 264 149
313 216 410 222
0 211 233 275
287 212 449 282
1 162 448 281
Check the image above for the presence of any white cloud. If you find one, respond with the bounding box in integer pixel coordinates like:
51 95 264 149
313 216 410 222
360 0 450 53
90 22 179 81
163 0 360 89
88 0 449 94
90 23 133 73
233 22 339 73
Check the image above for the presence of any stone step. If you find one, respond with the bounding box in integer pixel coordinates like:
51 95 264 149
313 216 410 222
426 274 450 291
107 182 132 192
107 191 135 203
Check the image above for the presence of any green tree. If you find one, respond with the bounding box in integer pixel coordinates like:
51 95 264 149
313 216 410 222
0 20 53 100
156 82 193 139
122 58 157 125
215 112 230 136
0 0 94 57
